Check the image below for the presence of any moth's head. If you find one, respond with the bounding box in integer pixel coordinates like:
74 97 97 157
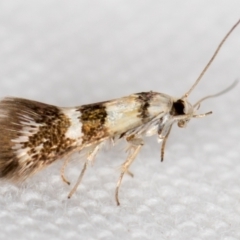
171 98 194 128
170 20 240 128
172 91 220 129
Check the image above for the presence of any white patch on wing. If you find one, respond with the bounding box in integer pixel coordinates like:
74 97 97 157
14 147 30 158
147 93 172 116
61 108 83 144
0 109 8 120
105 97 142 135
11 116 43 155
105 93 173 137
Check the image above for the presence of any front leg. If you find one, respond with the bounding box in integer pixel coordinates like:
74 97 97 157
115 135 144 206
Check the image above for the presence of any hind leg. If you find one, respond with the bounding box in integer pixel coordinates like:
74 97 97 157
68 143 102 199
115 136 143 205
61 155 71 185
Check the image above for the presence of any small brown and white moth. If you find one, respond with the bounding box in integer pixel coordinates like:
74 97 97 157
0 20 239 205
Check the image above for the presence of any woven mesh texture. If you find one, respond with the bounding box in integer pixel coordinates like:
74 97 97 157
0 1 240 239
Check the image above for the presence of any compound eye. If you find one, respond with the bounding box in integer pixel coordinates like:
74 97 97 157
171 99 185 116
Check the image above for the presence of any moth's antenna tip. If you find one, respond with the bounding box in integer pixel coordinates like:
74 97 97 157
182 19 240 99
233 79 239 86
193 79 239 108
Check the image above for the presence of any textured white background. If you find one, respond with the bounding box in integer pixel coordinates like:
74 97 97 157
0 1 240 240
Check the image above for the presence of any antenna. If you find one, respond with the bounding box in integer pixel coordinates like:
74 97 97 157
193 80 238 108
182 19 240 99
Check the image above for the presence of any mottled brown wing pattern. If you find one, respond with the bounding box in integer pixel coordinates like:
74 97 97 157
0 98 75 180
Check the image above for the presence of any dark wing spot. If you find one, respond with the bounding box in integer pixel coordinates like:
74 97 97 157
79 103 108 143
136 92 155 123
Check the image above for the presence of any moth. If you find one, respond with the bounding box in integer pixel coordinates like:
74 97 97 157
0 20 239 205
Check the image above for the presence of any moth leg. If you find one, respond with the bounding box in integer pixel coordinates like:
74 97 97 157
68 144 101 199
124 146 136 178
115 137 143 206
118 167 134 177
126 170 134 178
88 144 101 166
160 125 172 162
61 156 71 185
